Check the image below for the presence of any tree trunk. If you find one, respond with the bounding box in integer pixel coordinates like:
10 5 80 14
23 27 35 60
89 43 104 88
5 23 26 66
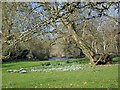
92 54 112 65
60 19 96 63
60 19 112 65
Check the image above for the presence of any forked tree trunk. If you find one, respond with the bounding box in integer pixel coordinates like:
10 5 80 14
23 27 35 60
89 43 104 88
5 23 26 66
92 54 112 65
61 19 112 65
61 19 95 62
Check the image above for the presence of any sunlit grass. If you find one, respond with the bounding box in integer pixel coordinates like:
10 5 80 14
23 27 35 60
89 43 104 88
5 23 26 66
2 58 119 88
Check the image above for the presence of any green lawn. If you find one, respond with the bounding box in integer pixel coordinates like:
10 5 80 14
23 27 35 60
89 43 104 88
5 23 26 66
2 58 119 88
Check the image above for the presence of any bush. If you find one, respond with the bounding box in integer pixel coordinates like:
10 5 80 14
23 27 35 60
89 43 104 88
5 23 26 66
2 42 29 62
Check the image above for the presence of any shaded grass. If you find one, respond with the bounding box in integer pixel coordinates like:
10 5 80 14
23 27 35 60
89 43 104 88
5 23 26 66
2 58 119 88
112 56 120 63
2 58 89 70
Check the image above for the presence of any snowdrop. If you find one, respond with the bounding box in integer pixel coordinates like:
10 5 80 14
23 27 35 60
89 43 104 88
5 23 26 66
7 64 83 73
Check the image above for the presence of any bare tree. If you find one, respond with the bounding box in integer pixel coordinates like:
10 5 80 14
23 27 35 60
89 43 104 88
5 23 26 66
2 2 119 64
39 2 118 64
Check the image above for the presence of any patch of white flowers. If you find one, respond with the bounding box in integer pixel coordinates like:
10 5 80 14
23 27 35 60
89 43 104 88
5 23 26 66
7 68 28 73
7 65 83 73
31 65 83 72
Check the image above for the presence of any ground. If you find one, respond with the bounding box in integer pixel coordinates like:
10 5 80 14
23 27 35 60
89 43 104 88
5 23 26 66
2 57 119 88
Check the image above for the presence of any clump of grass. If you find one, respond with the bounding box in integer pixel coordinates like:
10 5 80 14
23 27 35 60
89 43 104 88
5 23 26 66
66 60 72 63
57 62 63 66
42 62 51 66
112 56 120 63
112 56 120 61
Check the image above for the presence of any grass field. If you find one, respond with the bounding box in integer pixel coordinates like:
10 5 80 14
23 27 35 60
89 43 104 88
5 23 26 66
2 58 119 88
